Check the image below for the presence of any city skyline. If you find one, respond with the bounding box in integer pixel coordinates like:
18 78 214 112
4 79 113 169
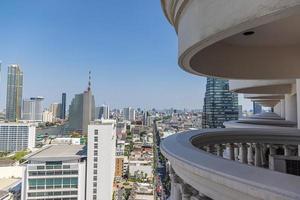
0 1 252 111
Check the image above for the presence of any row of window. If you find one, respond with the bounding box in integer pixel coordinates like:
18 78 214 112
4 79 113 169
28 178 78 190
28 191 77 197
29 170 78 176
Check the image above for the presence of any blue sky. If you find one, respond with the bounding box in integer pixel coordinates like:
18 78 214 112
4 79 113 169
0 0 251 110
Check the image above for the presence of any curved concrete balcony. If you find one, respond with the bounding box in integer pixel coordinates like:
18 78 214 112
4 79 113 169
161 129 300 200
224 119 297 129
161 0 300 79
248 112 284 120
229 80 294 94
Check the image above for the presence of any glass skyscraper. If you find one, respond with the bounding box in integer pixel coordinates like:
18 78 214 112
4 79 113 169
202 77 238 128
6 65 23 122
61 93 66 119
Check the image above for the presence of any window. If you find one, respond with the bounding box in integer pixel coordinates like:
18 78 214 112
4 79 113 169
94 130 98 135
94 150 98 156
93 176 97 181
94 136 98 142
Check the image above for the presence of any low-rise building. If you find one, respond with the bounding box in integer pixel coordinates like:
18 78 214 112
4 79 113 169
21 145 87 200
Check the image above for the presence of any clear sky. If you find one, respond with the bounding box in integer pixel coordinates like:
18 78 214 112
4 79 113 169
0 0 252 110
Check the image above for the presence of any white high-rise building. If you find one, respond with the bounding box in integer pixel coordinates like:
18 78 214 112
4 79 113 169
123 107 135 121
21 145 87 200
86 120 116 200
0 122 35 152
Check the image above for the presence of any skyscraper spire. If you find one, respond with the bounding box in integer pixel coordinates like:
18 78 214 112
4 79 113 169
88 70 91 91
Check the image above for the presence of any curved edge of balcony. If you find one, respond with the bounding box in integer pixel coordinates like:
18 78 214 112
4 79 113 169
161 129 300 200
224 119 296 129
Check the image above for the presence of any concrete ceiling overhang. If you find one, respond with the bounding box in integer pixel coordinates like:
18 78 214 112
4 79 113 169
244 94 285 100
173 0 300 79
229 80 294 94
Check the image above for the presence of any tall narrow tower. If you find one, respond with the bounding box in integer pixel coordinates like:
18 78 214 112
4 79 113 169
6 65 23 122
202 78 238 128
60 93 66 119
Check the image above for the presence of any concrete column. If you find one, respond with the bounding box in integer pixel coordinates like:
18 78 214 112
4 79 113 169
254 144 262 167
216 144 223 157
296 79 300 155
206 144 214 153
247 143 254 165
240 143 248 164
274 102 281 116
228 143 235 160
269 144 276 155
234 146 239 161
285 93 297 123
261 144 267 167
280 99 285 119
284 145 292 156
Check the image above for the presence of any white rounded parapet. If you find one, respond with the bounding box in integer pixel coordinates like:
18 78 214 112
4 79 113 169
229 80 294 94
161 129 300 200
224 119 296 129
161 0 300 79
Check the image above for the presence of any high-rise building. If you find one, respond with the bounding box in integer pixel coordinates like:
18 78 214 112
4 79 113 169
69 72 95 133
253 102 262 114
123 107 135 121
49 103 61 119
60 93 66 119
6 65 23 122
22 97 44 121
0 122 35 152
98 104 109 119
87 120 116 200
202 78 238 128
42 110 54 123
21 145 87 200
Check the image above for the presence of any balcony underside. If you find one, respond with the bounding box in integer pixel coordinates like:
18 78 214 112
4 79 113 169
162 0 300 79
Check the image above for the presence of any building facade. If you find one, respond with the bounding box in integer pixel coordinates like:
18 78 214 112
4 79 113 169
50 103 61 120
202 78 238 128
60 93 66 120
0 123 35 152
98 104 109 119
86 120 116 200
69 91 95 134
22 97 44 121
21 145 86 200
123 107 136 121
6 65 23 122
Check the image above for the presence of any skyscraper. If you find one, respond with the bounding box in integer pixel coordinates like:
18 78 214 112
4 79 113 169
60 93 66 119
98 104 109 119
253 101 262 114
6 65 23 122
69 72 95 133
49 103 61 119
23 97 44 121
87 120 116 200
123 107 135 121
202 78 238 128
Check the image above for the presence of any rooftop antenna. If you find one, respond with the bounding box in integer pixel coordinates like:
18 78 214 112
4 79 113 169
88 70 91 91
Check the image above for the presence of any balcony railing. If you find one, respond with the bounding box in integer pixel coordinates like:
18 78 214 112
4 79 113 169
161 129 300 200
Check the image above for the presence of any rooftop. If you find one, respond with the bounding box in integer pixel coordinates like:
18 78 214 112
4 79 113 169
26 145 86 162
0 178 21 191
